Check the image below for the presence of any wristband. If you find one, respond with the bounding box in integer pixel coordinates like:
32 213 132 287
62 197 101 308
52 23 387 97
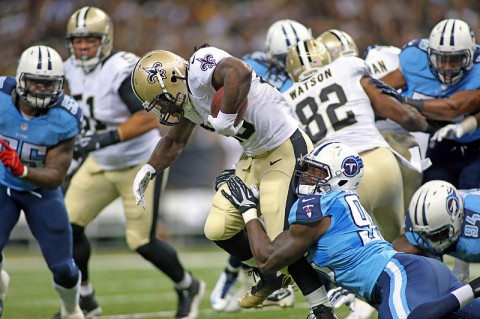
403 98 425 112
242 208 259 224
217 111 237 126
19 165 28 178
460 116 477 134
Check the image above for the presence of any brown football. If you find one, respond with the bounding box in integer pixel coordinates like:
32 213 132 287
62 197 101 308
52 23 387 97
211 86 248 126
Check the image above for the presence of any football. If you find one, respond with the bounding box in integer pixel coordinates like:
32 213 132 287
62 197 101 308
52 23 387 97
211 86 248 126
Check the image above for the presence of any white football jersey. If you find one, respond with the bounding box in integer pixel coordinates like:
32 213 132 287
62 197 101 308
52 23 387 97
283 56 389 154
186 46 298 157
64 52 159 170
364 46 408 134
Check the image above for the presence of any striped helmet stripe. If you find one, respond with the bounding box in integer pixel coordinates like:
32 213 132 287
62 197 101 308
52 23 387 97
439 19 449 46
295 40 313 70
37 46 42 70
76 6 91 28
449 19 456 45
330 30 349 50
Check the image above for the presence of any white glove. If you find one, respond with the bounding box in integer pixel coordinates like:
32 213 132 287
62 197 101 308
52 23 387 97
207 111 243 136
132 164 156 209
432 115 477 142
327 287 355 308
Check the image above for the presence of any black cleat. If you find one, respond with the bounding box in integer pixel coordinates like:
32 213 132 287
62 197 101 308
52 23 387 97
79 291 102 318
175 277 206 319
310 304 338 319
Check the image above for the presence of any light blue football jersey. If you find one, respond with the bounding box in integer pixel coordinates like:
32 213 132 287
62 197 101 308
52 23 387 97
243 51 292 92
400 39 480 143
288 190 397 300
405 189 480 262
0 76 82 191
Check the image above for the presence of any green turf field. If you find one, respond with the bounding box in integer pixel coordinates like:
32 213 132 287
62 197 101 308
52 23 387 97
2 244 477 319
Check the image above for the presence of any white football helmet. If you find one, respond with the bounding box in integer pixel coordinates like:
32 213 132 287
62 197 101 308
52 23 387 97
287 39 332 82
295 142 364 196
131 50 188 125
15 45 65 109
66 6 114 73
408 180 464 253
316 29 359 60
265 19 313 68
428 19 476 85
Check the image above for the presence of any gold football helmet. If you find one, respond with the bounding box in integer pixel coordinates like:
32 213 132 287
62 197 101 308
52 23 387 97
131 50 188 126
66 6 113 72
316 29 359 60
287 39 332 82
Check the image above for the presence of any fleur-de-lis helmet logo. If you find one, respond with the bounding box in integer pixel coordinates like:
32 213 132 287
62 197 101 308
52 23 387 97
144 62 167 84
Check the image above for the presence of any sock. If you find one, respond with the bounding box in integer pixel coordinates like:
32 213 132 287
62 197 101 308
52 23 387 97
305 285 331 307
80 283 93 296
53 273 81 313
175 272 192 290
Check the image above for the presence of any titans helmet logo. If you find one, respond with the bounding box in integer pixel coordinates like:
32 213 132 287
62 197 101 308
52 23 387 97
196 54 216 71
446 187 460 216
342 155 363 177
143 62 167 84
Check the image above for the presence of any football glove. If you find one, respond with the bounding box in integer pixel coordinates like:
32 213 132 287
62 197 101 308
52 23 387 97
221 176 259 214
327 287 355 309
432 116 477 142
73 129 120 160
207 111 243 136
0 139 27 177
369 78 404 103
214 167 236 191
133 164 156 209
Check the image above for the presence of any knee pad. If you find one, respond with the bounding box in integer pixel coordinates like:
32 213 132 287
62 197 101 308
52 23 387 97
50 259 79 288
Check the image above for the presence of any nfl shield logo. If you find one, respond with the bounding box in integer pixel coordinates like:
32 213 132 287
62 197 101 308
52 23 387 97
303 204 313 218
21 122 28 131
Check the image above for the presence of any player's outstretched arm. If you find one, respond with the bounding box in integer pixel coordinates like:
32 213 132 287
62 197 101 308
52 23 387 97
361 77 429 132
380 68 407 90
421 90 480 121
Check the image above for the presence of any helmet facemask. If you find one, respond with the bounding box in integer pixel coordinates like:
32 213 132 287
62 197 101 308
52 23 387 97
17 74 64 109
411 223 459 254
144 90 186 126
294 156 332 196
428 49 472 85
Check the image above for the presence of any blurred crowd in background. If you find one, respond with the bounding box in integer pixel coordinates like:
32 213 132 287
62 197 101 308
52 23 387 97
1 0 478 76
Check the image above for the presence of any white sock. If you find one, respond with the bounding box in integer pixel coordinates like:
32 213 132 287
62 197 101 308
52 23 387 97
80 283 93 296
53 274 81 313
0 270 9 299
175 272 192 290
451 284 475 309
306 285 331 307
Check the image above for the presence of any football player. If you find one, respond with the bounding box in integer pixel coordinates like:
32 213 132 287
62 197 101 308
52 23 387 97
283 39 430 243
61 7 204 319
379 18 480 190
0 46 84 319
211 19 313 312
392 180 480 282
131 45 337 318
222 141 480 319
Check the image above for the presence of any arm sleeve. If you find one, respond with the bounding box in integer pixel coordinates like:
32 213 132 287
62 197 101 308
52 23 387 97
118 75 144 114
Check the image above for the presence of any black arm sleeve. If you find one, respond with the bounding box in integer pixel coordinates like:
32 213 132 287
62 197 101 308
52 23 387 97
118 75 144 113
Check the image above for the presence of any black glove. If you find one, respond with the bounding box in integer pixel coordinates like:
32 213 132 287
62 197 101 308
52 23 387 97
73 130 121 160
214 168 236 191
221 176 259 213
369 78 404 103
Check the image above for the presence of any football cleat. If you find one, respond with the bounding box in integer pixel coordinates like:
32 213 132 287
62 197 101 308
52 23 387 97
309 304 338 319
210 269 239 311
259 285 296 308
51 306 85 319
327 287 355 308
238 272 292 308
79 291 102 318
175 277 206 319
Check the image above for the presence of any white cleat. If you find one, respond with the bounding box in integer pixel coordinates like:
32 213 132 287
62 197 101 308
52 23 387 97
259 285 296 308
